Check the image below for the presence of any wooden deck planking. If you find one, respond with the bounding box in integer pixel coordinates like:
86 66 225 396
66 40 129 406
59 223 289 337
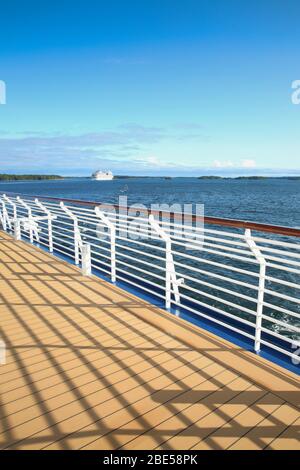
0 231 299 450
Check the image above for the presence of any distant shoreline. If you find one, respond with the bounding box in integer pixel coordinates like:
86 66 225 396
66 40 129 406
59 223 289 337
0 174 299 182
0 174 63 181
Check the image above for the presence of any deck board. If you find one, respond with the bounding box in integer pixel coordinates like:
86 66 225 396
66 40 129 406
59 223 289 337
0 231 299 450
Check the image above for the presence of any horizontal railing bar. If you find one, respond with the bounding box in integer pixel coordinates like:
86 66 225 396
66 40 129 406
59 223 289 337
264 288 300 304
261 314 300 332
90 250 111 262
116 250 165 271
173 265 258 291
264 255 300 267
262 301 300 319
3 191 300 237
265 275 300 289
258 245 300 258
115 273 165 299
170 298 256 340
115 235 166 254
259 339 299 360
170 288 256 321
180 276 257 303
260 327 297 345
106 212 250 240
174 243 258 264
173 256 259 277
116 259 165 281
91 258 110 274
88 244 111 255
115 267 164 290
252 236 300 249
167 236 253 257
266 262 300 275
179 282 257 311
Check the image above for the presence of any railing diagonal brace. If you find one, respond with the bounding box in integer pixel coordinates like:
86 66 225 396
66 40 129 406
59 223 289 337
35 198 55 252
60 202 83 265
149 214 184 309
16 196 40 242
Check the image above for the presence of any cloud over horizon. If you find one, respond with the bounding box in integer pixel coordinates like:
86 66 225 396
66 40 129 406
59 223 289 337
213 159 256 169
0 124 298 177
0 123 207 174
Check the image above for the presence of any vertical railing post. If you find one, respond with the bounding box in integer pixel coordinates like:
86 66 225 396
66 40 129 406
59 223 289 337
81 243 92 276
95 207 116 283
165 240 172 309
60 202 81 265
245 229 266 354
17 196 34 243
149 214 183 310
1 199 7 231
14 219 21 241
35 198 53 252
0 210 4 231
1 196 12 231
3 194 17 224
3 194 18 240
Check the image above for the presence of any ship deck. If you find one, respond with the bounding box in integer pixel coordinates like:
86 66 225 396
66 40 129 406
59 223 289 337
0 231 299 450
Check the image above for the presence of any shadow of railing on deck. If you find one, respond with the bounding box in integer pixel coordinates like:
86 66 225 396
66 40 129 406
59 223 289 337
0 236 299 450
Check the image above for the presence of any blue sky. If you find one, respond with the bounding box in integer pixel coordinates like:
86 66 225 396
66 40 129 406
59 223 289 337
0 0 299 176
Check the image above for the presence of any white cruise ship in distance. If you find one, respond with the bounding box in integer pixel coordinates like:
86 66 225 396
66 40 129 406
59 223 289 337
91 170 114 181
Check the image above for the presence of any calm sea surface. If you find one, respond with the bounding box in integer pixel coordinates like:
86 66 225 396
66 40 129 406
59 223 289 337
0 177 299 227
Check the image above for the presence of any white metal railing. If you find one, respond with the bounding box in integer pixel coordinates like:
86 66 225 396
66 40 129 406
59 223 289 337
0 193 299 366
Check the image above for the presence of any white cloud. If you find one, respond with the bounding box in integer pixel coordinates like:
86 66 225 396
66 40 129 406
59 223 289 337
133 155 177 168
212 159 256 169
213 160 234 168
241 159 256 168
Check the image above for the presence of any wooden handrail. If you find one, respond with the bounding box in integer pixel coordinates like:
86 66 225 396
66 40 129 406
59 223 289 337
3 191 300 237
